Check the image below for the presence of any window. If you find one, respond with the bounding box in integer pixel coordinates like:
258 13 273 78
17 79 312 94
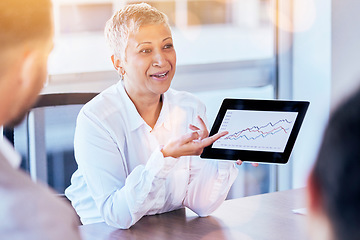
10 0 281 197
49 0 274 73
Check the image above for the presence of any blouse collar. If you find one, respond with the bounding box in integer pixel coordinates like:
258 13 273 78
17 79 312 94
117 81 172 132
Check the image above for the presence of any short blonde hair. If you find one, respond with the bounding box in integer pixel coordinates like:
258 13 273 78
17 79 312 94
104 3 170 61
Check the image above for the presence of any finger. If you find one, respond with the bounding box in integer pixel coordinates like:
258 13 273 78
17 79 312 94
236 160 258 167
180 131 200 144
196 116 209 138
189 124 207 140
200 131 229 147
208 131 228 141
189 122 207 140
196 116 207 129
189 124 200 131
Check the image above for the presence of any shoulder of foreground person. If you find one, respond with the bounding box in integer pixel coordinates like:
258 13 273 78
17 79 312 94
0 158 82 240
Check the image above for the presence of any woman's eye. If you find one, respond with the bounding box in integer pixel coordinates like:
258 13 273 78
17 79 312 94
164 44 173 49
140 49 151 53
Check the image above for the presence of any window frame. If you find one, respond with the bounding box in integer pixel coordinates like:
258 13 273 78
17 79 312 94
1 0 294 194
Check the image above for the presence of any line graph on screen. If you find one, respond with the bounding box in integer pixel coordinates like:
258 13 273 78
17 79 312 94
212 110 298 152
224 119 291 141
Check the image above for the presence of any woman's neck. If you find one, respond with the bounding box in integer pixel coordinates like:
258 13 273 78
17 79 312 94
124 86 163 129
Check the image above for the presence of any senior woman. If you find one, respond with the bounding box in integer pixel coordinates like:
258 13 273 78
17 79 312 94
66 3 250 229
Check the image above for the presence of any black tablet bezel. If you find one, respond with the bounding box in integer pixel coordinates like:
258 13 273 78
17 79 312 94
200 99 309 164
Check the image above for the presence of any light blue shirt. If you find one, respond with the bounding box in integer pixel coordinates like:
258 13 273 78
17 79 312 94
0 139 81 240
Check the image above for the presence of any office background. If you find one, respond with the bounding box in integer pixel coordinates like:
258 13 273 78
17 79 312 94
5 0 360 199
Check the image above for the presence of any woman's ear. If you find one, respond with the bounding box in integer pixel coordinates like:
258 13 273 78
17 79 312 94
111 55 126 76
111 55 119 70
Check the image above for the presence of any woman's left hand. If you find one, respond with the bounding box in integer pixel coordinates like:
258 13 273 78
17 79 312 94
189 115 210 140
190 116 258 167
235 160 259 167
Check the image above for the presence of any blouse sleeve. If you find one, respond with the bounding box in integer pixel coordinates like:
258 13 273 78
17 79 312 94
74 109 178 229
182 97 239 216
183 159 238 216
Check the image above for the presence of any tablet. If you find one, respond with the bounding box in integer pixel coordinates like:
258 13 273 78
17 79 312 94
200 99 309 164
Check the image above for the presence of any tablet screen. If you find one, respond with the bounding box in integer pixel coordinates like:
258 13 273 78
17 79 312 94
200 99 309 164
212 110 298 153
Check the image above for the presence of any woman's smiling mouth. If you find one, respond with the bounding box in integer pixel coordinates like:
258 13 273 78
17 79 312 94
150 71 169 80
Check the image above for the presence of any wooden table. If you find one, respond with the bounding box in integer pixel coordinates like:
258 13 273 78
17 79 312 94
80 188 308 240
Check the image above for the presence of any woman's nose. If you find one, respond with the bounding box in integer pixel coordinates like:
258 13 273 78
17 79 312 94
152 51 166 67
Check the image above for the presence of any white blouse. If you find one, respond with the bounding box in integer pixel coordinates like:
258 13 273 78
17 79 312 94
65 81 238 229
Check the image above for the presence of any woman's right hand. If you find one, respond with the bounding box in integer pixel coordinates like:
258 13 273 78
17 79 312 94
161 130 228 158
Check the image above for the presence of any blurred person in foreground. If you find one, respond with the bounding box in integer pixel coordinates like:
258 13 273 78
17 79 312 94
307 86 360 240
0 1 81 239
66 3 257 229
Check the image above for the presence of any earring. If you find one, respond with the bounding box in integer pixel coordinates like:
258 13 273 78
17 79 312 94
118 69 125 81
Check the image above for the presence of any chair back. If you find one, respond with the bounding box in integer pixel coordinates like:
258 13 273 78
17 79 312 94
3 92 98 193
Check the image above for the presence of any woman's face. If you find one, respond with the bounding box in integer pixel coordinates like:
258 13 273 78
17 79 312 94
121 24 176 100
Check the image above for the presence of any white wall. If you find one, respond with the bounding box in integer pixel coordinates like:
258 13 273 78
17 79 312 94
291 0 331 188
331 0 360 109
291 0 360 188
